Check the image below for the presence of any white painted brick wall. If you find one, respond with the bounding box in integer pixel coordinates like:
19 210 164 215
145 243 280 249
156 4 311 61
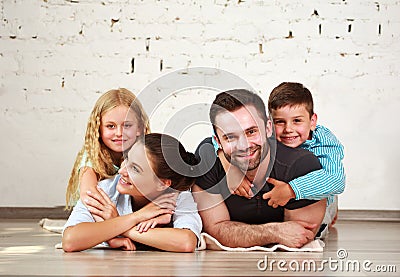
0 0 399 210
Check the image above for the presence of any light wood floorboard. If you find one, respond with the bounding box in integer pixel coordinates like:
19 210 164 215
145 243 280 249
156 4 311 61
0 219 399 276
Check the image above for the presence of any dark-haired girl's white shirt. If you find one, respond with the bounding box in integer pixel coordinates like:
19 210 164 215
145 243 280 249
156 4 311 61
63 175 202 247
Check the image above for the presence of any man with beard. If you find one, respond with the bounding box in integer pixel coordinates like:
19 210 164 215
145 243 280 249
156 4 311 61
192 89 327 248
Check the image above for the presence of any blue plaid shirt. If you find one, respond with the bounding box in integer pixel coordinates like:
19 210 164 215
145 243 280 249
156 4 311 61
289 125 345 204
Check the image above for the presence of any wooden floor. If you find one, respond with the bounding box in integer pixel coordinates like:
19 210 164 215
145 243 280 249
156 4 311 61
0 219 399 276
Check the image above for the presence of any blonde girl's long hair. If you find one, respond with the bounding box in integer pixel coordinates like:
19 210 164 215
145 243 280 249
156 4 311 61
65 88 150 209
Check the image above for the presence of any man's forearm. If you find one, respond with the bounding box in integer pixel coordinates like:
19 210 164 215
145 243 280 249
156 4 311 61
208 220 278 248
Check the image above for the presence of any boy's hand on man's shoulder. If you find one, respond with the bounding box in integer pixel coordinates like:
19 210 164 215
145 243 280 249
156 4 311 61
263 178 295 208
231 177 254 199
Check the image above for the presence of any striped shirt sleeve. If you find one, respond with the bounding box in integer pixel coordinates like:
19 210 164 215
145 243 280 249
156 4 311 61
288 125 346 204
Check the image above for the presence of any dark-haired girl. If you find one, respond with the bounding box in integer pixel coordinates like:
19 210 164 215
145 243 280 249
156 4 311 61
62 133 201 252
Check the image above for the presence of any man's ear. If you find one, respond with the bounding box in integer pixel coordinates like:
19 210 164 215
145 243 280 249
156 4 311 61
213 134 222 149
265 119 273 138
156 179 172 191
310 113 318 131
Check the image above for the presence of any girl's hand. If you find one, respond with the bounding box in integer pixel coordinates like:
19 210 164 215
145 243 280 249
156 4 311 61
136 213 172 233
136 193 177 223
85 187 119 221
107 237 136 251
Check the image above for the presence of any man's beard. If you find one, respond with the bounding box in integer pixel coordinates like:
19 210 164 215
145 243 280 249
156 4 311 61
223 142 269 172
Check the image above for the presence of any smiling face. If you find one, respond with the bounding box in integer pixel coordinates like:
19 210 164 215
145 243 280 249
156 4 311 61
271 104 317 148
215 105 272 172
117 141 163 199
100 105 141 157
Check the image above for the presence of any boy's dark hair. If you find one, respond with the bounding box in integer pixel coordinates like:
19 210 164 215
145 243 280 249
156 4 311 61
268 82 314 117
209 89 268 133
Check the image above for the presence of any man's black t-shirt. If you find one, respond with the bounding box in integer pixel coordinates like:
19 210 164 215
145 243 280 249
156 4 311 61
195 138 322 224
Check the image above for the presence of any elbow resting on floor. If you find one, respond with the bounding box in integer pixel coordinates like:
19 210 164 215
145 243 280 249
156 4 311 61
174 231 197 253
62 231 81 252
62 240 77 253
179 241 196 253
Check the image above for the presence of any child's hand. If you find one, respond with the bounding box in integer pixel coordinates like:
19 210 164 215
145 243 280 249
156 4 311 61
107 237 136 251
219 149 254 198
136 213 172 233
231 177 254 199
262 177 295 208
136 193 177 222
84 187 119 221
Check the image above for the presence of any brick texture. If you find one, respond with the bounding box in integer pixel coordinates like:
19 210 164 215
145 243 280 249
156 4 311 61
0 0 399 209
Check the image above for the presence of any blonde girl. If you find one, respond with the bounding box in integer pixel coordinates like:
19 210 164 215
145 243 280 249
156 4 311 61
66 88 150 209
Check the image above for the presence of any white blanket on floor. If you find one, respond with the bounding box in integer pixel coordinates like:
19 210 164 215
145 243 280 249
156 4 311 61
41 218 324 252
39 218 66 233
197 232 324 252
